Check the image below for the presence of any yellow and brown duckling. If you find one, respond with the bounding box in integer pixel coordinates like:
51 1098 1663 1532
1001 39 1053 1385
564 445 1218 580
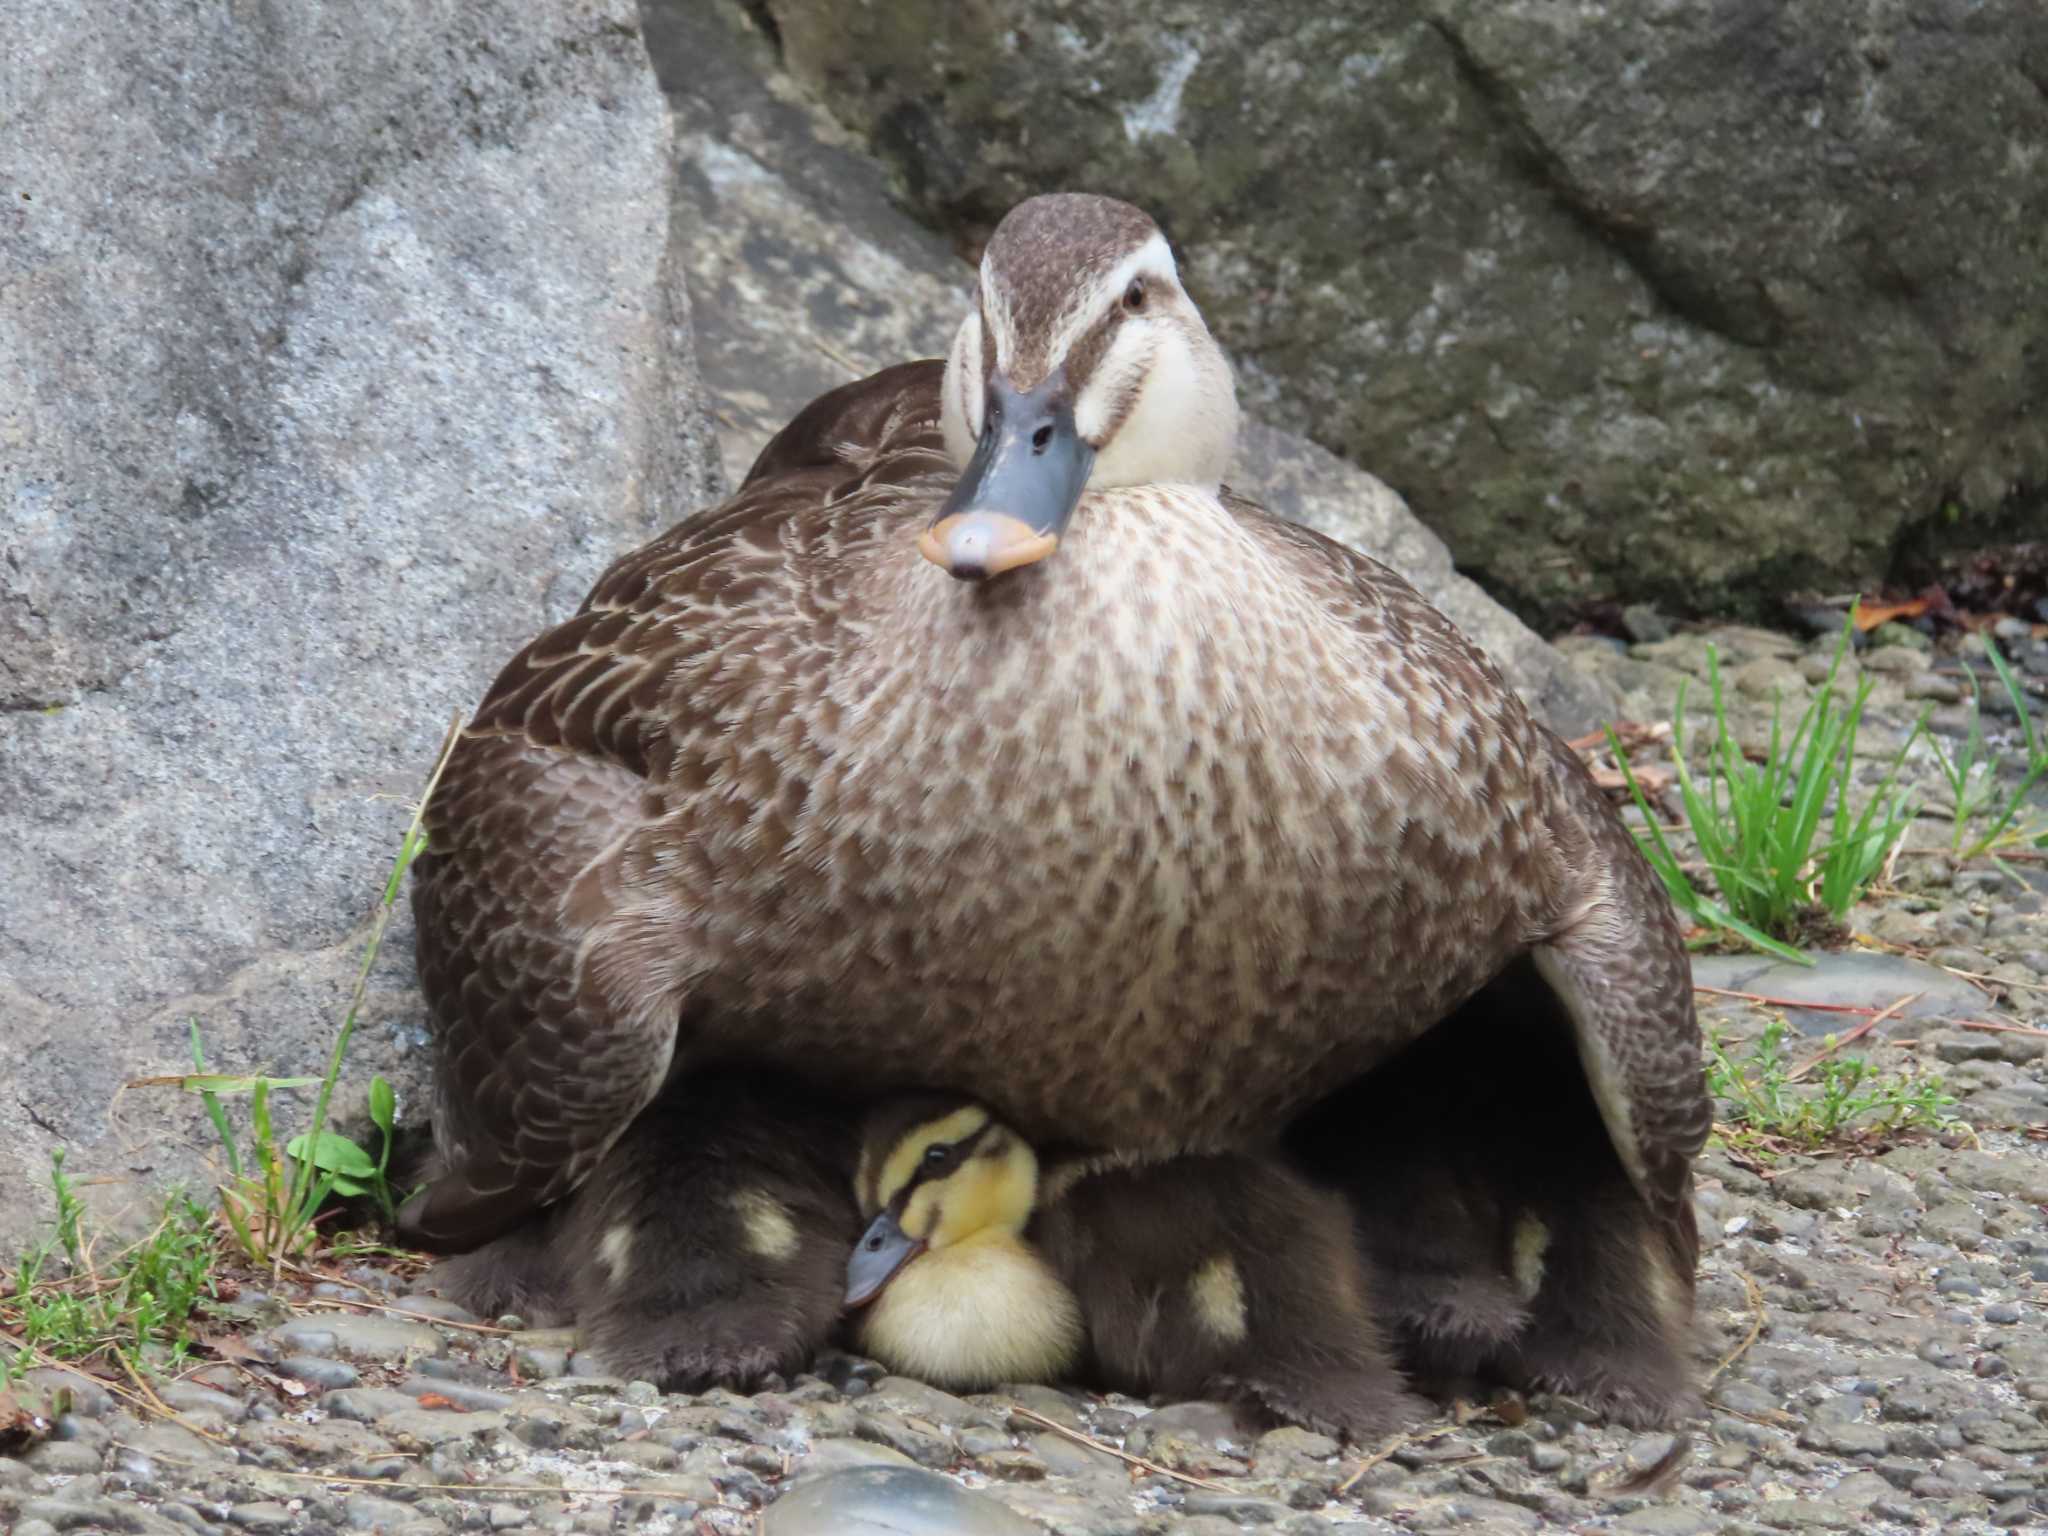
847 1098 1425 1441
432 1072 859 1392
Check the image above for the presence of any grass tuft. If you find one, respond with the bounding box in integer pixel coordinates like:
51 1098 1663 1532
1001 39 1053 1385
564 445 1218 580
1927 633 2048 867
1706 1019 1957 1158
3 716 459 1383
1611 617 1925 963
2 1155 215 1385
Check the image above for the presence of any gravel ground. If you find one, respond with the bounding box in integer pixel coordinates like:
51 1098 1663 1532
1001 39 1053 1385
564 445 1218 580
4 620 2044 1535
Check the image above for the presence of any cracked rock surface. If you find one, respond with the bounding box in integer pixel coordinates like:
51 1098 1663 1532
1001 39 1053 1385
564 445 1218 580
740 0 2048 623
0 0 721 1253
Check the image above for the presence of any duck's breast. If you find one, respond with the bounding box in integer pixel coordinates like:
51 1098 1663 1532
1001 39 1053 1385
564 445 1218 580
637 488 1555 1143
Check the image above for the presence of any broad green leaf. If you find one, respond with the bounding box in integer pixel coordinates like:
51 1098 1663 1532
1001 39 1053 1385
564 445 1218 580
286 1131 378 1179
368 1077 396 1131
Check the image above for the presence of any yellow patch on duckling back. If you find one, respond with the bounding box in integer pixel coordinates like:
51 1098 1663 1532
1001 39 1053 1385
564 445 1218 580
1189 1255 1248 1343
1511 1214 1550 1303
597 1223 634 1287
729 1188 798 1262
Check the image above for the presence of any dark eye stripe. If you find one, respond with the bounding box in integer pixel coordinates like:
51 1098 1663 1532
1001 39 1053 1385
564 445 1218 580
893 1120 994 1212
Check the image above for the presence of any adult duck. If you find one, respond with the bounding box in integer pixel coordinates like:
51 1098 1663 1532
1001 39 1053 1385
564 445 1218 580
405 193 1710 1421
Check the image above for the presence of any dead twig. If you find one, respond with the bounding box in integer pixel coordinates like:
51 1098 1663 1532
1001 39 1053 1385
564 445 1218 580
1008 1404 1234 1493
1785 992 1920 1081
1706 1271 1768 1384
1336 1420 1461 1496
110 1348 225 1444
289 1293 514 1337
1955 1017 2048 1039
0 1329 225 1445
808 336 870 379
1694 984 1885 1016
1938 965 2048 995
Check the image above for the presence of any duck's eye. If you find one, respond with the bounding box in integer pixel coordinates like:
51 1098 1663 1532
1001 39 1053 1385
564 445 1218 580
1122 278 1146 313
922 1145 953 1174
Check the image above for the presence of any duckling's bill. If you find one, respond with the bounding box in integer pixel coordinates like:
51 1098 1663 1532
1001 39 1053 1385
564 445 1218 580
920 373 1094 581
845 1209 924 1307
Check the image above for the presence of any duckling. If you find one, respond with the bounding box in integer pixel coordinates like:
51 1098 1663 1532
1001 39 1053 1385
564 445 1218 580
1290 955 1700 1427
434 1071 860 1392
847 1099 1424 1440
845 1097 1085 1391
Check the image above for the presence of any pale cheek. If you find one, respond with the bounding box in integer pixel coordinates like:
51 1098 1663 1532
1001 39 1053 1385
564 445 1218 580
1074 334 1151 445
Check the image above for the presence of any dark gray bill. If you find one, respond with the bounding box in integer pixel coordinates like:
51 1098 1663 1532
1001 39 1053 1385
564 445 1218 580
845 1210 926 1308
920 372 1096 580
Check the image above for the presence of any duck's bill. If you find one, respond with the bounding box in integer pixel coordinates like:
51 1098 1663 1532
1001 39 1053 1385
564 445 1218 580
921 374 1095 581
845 1210 926 1308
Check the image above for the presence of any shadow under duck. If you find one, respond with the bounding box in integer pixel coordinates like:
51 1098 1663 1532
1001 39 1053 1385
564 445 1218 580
404 192 1710 1421
848 1096 1427 1440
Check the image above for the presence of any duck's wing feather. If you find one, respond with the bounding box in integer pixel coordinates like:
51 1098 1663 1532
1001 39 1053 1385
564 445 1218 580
1226 495 1710 1278
401 362 951 1251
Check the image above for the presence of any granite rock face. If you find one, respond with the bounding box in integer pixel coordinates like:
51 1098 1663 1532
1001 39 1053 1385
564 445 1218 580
0 0 718 1248
648 0 1610 733
751 0 2048 624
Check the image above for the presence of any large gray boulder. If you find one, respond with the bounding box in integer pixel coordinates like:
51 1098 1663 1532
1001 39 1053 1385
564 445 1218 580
746 0 2048 625
0 0 717 1250
650 0 1609 732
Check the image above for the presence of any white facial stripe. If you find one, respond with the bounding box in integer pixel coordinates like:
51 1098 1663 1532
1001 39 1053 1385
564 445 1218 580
1045 231 1177 375
940 312 986 470
1073 323 1153 445
979 250 1019 374
959 314 984 434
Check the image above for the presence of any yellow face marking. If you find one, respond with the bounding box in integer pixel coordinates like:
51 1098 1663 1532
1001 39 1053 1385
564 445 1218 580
730 1188 799 1262
1511 1214 1550 1303
1189 1255 1248 1343
875 1105 992 1210
598 1223 633 1287
901 1131 1041 1251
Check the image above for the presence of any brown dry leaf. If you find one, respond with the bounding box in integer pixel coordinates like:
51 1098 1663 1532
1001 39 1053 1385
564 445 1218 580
1852 597 1930 631
193 1328 265 1365
0 1388 54 1455
1587 763 1673 795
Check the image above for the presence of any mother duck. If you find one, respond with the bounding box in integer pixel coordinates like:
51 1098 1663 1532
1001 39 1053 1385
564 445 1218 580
406 193 1711 1422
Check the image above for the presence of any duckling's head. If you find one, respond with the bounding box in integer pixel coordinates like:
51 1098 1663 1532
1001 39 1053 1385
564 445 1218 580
926 192 1240 580
845 1099 1040 1308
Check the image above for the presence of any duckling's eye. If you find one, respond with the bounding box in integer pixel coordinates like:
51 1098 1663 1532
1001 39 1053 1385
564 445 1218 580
922 1145 953 1174
1122 278 1146 313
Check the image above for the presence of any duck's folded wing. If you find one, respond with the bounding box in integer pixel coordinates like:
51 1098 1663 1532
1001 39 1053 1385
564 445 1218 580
1232 500 1709 1275
402 362 954 1251
1526 740 1713 1278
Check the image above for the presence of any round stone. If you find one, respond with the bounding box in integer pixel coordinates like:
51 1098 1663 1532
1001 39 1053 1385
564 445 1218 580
762 1467 1041 1535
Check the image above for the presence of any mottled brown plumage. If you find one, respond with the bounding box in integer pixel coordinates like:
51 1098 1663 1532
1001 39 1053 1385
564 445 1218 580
405 193 1709 1419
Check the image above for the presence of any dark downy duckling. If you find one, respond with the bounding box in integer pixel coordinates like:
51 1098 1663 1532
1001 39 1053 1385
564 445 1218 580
848 1099 1425 1440
1291 956 1700 1427
433 1074 858 1391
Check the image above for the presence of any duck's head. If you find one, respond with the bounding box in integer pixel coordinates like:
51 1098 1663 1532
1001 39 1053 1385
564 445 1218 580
845 1099 1039 1308
924 192 1241 581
